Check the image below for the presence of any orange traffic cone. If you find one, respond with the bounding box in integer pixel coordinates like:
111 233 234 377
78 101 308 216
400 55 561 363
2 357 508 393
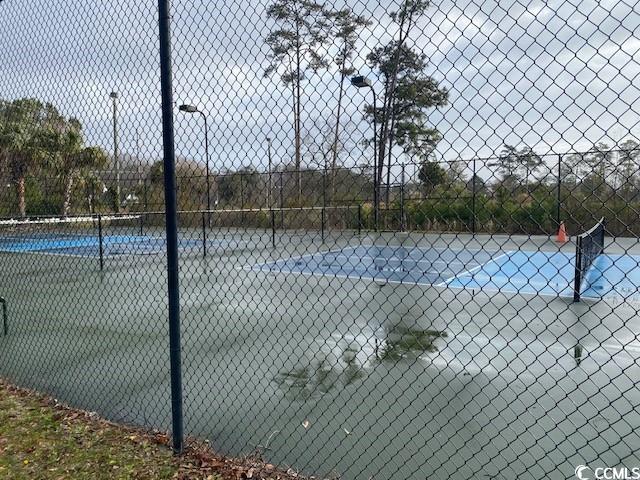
556 221 568 243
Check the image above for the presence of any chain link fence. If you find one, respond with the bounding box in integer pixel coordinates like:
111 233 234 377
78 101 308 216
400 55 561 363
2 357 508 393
1 0 640 478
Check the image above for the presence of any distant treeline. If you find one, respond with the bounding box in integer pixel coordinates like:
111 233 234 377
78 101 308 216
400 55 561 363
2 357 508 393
2 96 639 236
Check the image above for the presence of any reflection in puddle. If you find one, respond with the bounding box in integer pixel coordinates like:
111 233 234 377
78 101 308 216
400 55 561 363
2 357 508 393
274 343 366 401
376 325 448 361
275 324 449 400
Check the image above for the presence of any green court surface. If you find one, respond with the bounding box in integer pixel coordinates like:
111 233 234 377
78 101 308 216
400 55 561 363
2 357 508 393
1 231 639 479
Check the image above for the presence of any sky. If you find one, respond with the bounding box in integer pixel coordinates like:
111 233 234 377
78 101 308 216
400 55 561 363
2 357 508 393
0 0 639 181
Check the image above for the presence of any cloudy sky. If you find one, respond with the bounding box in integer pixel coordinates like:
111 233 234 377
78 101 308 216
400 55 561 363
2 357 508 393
1 0 639 180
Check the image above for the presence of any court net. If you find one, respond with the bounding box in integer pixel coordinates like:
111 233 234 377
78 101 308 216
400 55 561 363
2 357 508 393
573 217 605 302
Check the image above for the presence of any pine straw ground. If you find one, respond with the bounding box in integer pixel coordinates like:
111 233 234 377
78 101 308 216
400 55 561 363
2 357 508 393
0 378 324 480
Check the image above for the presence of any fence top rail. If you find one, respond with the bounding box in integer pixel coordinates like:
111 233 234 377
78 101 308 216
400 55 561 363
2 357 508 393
0 215 141 226
138 205 362 216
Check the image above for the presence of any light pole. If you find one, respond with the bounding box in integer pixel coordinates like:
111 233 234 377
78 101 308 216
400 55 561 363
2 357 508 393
178 104 211 218
350 76 378 231
110 92 121 213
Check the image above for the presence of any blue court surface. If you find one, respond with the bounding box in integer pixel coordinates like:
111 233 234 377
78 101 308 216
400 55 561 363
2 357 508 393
0 234 208 257
251 245 640 301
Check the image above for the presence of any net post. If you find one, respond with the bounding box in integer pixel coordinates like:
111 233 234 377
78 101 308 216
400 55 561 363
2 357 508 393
98 214 104 271
1 297 7 336
573 235 582 302
202 212 207 258
358 204 362 235
139 214 144 236
321 207 326 243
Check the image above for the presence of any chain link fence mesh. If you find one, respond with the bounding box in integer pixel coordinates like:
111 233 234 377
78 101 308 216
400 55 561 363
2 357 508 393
1 0 640 478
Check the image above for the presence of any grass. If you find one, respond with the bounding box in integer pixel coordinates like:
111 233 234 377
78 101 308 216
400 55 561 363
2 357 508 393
0 378 306 480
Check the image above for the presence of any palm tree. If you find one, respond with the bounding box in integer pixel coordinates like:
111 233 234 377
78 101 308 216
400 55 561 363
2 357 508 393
46 118 108 216
0 98 53 217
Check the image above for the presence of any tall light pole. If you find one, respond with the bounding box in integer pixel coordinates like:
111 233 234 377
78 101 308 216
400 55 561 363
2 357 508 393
178 104 211 218
110 92 121 213
350 76 378 231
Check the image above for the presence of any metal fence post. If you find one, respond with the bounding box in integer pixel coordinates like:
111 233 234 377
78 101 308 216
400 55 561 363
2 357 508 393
98 214 104 271
400 162 406 232
1 297 7 336
322 164 326 242
202 212 207 258
472 157 477 235
271 208 276 248
157 0 183 454
557 154 562 227
279 171 284 229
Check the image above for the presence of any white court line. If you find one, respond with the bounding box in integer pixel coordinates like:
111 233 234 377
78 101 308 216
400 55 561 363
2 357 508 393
246 252 487 284
247 250 482 276
315 253 479 269
355 242 504 254
436 252 511 287
248 246 351 269
246 264 440 287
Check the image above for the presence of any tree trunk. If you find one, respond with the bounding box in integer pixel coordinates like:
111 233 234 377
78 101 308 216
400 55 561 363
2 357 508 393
288 74 298 209
295 21 302 205
17 176 26 218
62 174 74 217
379 6 415 207
331 51 349 204
377 80 391 205
385 116 397 207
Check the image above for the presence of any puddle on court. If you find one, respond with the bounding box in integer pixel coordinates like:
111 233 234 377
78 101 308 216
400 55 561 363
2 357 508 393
275 321 449 401
374 324 448 362
274 341 367 401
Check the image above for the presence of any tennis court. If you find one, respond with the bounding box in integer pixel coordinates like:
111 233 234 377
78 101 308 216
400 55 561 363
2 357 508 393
0 215 246 258
2 219 640 479
252 225 640 302
0 233 212 257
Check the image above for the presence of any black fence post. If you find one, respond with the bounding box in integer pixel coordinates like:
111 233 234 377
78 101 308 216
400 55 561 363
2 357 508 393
472 157 477 235
157 0 183 455
202 212 207 258
144 178 149 211
271 208 276 248
98 214 104 271
322 164 326 242
557 154 562 227
279 171 284 229
400 162 406 232
1 297 7 336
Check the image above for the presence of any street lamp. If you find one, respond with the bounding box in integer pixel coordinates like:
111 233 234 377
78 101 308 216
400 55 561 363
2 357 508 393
350 76 378 231
110 91 120 213
178 104 211 220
